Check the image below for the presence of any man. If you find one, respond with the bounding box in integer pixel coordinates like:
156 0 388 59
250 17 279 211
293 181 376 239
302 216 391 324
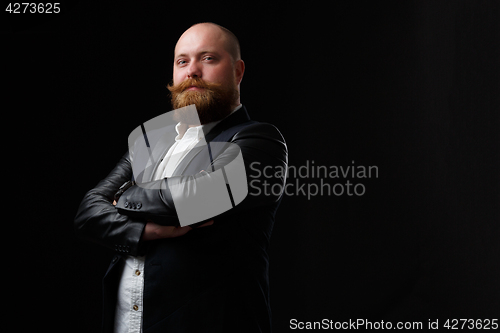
75 22 288 333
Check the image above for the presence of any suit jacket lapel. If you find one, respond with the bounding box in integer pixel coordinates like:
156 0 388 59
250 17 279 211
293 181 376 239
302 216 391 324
204 106 251 143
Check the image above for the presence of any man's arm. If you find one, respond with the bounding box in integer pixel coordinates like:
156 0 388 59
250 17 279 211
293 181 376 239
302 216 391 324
74 153 145 255
74 153 194 255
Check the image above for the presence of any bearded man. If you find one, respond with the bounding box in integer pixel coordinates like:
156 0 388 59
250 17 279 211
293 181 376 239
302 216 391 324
75 22 288 333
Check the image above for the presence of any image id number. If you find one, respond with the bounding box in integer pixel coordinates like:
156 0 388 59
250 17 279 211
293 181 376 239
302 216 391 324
6 3 60 13
444 319 498 330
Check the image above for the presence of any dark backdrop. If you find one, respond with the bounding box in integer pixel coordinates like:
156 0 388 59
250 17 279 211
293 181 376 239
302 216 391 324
4 1 498 331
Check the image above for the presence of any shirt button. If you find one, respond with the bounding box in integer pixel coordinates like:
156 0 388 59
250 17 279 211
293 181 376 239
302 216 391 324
133 305 139 311
135 270 141 276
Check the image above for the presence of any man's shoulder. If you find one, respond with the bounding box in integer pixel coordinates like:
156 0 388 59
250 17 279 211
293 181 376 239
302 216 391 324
232 121 286 143
207 105 286 146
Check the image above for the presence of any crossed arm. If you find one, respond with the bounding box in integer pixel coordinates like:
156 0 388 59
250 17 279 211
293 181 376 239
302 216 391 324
74 152 212 255
111 199 213 240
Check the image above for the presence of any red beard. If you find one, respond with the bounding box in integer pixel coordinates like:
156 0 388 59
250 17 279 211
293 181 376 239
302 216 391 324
167 77 239 125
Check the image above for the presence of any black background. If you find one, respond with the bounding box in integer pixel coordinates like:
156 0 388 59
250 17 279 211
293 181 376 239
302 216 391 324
4 0 499 331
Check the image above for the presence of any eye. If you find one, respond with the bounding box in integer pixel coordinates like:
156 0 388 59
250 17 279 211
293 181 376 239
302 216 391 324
203 55 215 62
177 59 188 66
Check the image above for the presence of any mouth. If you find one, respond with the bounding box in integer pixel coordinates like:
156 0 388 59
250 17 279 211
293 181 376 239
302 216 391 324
186 86 205 91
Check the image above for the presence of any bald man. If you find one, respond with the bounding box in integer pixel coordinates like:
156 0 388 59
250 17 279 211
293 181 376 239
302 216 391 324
75 23 288 333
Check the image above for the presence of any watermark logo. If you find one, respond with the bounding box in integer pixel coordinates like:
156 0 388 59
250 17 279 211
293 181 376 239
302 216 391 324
126 105 248 226
249 160 378 200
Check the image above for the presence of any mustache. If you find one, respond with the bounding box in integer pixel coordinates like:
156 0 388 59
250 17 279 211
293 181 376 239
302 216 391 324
167 78 222 94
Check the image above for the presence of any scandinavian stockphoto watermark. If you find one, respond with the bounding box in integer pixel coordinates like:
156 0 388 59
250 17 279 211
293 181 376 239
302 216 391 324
249 160 379 200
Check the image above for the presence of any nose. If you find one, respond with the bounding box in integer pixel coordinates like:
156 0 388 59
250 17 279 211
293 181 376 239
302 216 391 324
187 60 202 79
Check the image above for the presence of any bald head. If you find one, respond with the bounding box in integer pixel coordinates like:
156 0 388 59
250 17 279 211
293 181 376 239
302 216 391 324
176 22 241 61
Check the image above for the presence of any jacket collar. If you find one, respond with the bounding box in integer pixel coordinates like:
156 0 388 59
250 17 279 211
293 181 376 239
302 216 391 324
203 105 252 143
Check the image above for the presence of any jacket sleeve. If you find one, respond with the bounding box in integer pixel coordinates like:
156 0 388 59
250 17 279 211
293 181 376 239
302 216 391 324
74 152 146 255
115 123 288 226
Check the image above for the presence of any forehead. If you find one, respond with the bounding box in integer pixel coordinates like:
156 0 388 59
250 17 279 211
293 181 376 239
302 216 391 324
174 25 228 57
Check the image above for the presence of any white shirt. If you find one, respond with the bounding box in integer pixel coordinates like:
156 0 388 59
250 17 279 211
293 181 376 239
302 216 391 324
153 120 220 180
113 105 241 333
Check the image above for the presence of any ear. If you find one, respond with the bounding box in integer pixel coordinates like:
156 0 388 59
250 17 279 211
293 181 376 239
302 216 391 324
234 60 245 85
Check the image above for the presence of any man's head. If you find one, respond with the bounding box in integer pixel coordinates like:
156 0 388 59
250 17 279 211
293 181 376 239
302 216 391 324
168 23 245 125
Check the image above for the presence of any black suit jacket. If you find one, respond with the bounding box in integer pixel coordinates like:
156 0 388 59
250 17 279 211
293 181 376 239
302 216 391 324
74 106 288 332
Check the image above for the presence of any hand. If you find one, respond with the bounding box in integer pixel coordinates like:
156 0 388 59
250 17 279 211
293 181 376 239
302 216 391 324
142 220 214 241
142 222 191 241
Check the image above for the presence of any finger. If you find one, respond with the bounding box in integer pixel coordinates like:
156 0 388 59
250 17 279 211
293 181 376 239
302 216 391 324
172 225 192 237
199 220 214 228
157 225 190 238
112 200 117 206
